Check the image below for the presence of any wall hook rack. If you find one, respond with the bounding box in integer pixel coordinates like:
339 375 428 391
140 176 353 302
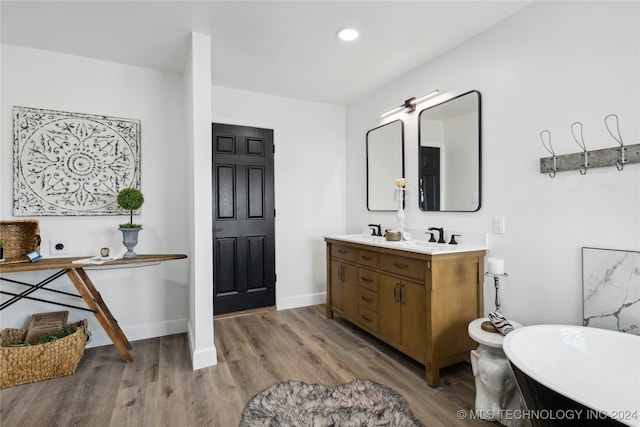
539 114 640 176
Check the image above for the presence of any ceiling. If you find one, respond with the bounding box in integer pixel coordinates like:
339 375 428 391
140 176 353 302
0 1 533 106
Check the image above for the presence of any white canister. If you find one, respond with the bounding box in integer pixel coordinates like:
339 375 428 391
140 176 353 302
486 257 504 275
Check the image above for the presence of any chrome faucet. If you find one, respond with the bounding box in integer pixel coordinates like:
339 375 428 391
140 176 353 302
368 224 382 237
428 227 446 244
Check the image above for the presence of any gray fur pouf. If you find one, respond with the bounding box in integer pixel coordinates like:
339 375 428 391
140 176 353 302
239 379 424 426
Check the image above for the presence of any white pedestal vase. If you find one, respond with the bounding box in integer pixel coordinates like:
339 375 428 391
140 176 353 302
119 227 142 259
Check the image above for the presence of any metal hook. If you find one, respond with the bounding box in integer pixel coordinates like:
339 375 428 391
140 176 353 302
604 114 625 171
540 130 556 178
571 122 588 174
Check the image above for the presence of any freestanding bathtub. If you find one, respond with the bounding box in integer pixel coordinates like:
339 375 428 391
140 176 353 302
503 325 640 427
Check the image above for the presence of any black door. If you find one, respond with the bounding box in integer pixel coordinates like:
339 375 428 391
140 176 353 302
212 123 275 315
419 146 440 211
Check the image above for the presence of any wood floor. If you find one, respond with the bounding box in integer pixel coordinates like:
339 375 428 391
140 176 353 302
0 305 492 426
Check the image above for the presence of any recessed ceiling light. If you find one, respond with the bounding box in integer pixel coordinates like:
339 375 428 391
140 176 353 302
337 28 359 42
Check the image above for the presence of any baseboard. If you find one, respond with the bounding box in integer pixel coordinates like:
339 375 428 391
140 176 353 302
85 318 188 348
187 320 218 370
277 292 326 311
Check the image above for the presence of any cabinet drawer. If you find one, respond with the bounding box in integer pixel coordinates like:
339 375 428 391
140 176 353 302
358 306 378 332
358 249 378 268
331 243 357 263
358 267 378 291
358 287 378 311
379 254 425 281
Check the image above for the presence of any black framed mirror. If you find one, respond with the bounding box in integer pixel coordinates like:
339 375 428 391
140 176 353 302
366 119 404 211
418 90 481 212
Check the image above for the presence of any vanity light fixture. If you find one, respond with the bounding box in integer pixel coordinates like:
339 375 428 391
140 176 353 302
379 89 440 118
336 28 359 42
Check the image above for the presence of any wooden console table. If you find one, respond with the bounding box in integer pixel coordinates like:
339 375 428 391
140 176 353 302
0 254 187 362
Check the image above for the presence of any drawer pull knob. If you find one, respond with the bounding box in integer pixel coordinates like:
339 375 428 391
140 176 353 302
338 249 347 254
393 262 408 269
361 296 373 302
361 256 373 261
361 315 373 322
360 277 373 283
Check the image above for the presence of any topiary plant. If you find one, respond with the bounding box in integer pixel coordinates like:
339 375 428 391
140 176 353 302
117 188 144 228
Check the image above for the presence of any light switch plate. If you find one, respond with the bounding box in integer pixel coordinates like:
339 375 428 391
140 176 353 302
492 217 505 234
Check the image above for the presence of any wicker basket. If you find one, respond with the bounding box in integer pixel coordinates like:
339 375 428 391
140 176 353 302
0 320 88 388
0 220 41 264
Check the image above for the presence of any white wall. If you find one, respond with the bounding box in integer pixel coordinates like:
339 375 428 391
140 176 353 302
0 45 190 346
346 1 640 326
211 86 346 310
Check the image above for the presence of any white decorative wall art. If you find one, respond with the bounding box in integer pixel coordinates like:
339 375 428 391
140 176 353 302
582 247 640 335
13 106 141 216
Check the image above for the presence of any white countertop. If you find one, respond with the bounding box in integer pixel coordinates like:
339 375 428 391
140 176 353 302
324 234 487 255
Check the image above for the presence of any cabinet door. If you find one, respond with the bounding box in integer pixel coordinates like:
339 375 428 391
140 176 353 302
400 280 427 360
330 259 344 311
330 259 358 322
379 273 402 346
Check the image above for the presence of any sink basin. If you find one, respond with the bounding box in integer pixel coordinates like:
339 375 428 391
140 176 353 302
398 240 449 251
339 234 386 243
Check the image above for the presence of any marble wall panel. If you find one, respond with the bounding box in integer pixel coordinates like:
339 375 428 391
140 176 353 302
583 247 639 335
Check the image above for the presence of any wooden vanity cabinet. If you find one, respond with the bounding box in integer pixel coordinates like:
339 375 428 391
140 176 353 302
326 238 485 386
